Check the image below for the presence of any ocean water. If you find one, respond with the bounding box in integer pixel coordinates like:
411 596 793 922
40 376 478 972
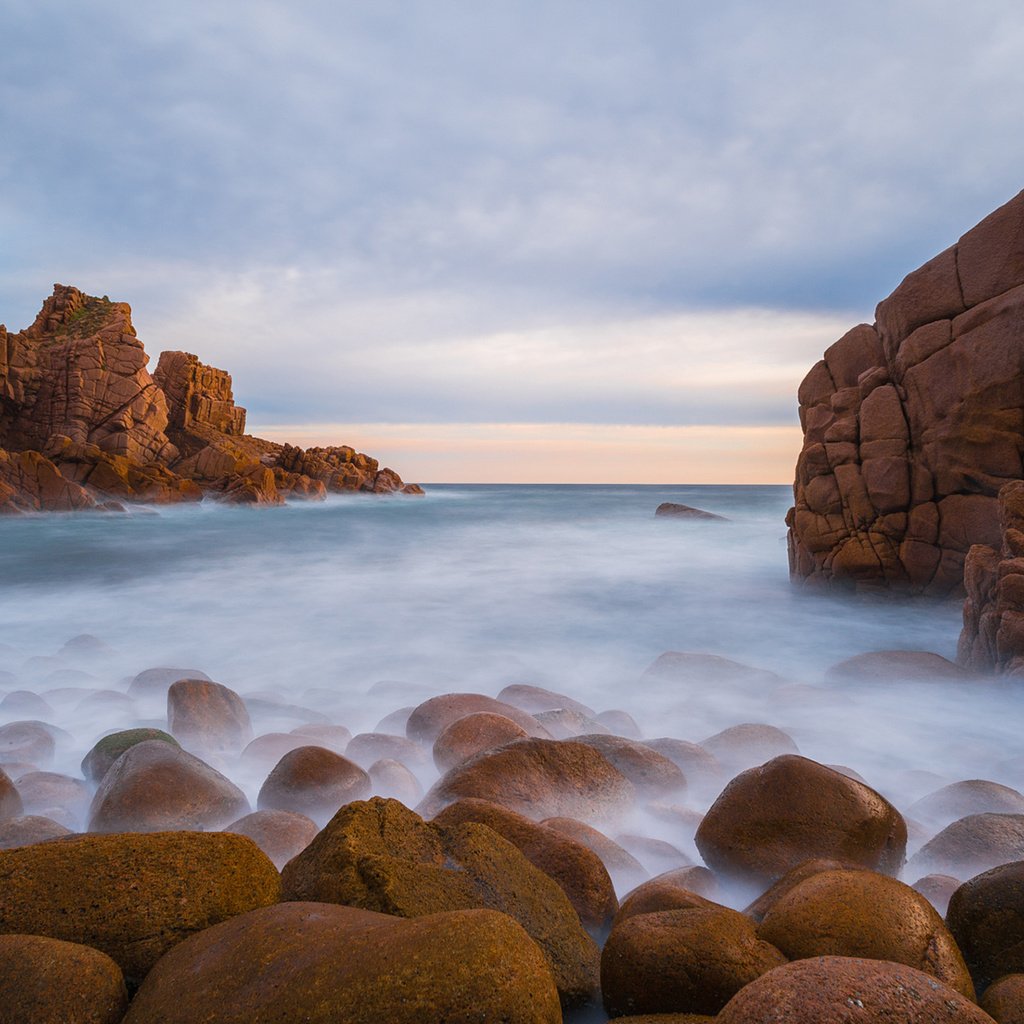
0 483 1020 883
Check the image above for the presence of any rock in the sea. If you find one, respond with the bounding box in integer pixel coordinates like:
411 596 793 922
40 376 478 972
542 816 649 893
613 868 721 928
433 711 529 772
717 957 995 1023
909 779 1024 829
344 731 429 770
601 906 787 1017
406 692 549 744
0 831 280 984
655 502 728 521
908 813 1024 878
0 767 23 821
700 723 799 772
15 770 91 823
126 667 211 700
744 858 868 921
788 189 1024 594
280 797 600 1009
432 797 618 937
497 683 597 718
981 974 1024 1024
911 873 962 917
947 860 1024 988
0 934 128 1024
418 737 635 823
167 678 253 754
0 813 72 849
756 868 974 998
574 734 686 798
257 745 371 821
695 755 906 888
0 720 55 765
123 902 561 1024
825 649 973 683
224 808 319 869
87 739 249 832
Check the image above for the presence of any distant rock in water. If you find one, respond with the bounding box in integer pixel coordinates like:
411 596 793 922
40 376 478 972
788 189 1024 594
655 502 728 521
0 285 423 512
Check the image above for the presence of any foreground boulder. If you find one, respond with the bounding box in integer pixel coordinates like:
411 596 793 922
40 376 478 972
695 755 906 888
87 739 249 832
788 188 1024 594
432 797 618 936
0 934 128 1024
717 957 995 1023
280 797 599 1008
981 974 1024 1023
124 902 561 1024
756 868 974 998
602 906 788 1017
418 737 635 823
0 831 280 983
947 860 1024 988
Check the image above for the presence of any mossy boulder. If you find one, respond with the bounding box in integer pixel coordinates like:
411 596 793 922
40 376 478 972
81 728 179 783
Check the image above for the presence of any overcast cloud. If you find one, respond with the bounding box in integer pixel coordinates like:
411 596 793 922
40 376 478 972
2 1 1023 478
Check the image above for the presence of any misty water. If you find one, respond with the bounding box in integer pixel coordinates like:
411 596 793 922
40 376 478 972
1 484 1020 899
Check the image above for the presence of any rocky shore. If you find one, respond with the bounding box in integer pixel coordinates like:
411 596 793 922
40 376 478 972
0 285 422 513
0 639 1022 1022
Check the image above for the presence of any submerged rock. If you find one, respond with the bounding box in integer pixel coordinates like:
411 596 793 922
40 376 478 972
655 502 729 521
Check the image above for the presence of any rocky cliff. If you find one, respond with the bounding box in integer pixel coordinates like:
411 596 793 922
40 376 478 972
788 190 1024 595
0 285 422 512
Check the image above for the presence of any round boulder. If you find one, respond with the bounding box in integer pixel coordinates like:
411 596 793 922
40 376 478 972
0 767 23 821
406 692 549 744
981 974 1024 1024
542 816 648 893
418 737 635 823
0 831 280 984
756 868 974 998
496 683 596 718
911 873 961 917
224 808 319 869
574 734 686 798
15 770 91 822
433 712 529 773
700 723 799 772
716 957 995 1023
127 666 211 699
123 902 561 1024
345 732 429 770
947 860 1024 988
613 869 721 929
0 720 55 765
908 813 1024 879
909 780 1024 830
239 731 313 770
601 906 788 1017
0 814 72 849
257 745 371 822
368 758 422 805
695 755 907 888
87 739 250 832
0 933 128 1024
167 678 253 754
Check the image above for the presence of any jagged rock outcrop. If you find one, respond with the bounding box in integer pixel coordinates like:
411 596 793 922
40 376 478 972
959 479 1024 673
0 285 421 512
788 189 1024 594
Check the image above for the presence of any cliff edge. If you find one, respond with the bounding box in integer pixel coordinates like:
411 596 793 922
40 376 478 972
0 285 422 512
788 190 1024 595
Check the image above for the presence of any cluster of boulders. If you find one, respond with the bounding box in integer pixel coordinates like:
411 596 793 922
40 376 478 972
0 642 1023 1021
0 285 422 512
788 187 1024 595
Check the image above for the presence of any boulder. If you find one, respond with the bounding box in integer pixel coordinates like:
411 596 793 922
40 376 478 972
496 683 596 718
908 780 1024 829
367 758 422 805
745 858 868 921
595 709 643 738
127 667 211 700
418 737 635 823
280 797 600 1009
910 873 961 916
257 745 371 822
224 809 319 869
432 797 618 936
601 906 788 1017
700 723 799 772
0 767 23 821
239 731 315 769
289 723 352 753
573 734 686 798
433 711 529 772
615 833 691 874
0 813 72 849
405 692 549 744
167 678 253 754
123 902 561 1024
947 860 1024 988
789 189 1024 595
642 651 783 688
695 755 906 888
613 869 721 929
717 957 996 1023
15 770 91 822
756 868 974 998
0 720 55 765
533 707 611 738
345 731 429 770
644 737 724 793
81 727 179 782
542 816 648 893
88 739 249 832
825 650 973 683
0 831 280 984
655 502 728 521
908 813 1024 878
0 934 128 1024
981 974 1024 1024
0 689 53 717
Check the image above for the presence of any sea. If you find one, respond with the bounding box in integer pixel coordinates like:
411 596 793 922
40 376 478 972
1 483 1020 869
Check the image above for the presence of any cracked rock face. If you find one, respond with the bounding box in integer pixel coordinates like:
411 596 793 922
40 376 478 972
788 189 1024 594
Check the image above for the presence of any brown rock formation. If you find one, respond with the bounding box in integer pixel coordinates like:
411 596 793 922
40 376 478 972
789 189 1024 593
0 285 420 511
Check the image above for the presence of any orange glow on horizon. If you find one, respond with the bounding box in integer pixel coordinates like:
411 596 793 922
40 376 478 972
249 422 803 485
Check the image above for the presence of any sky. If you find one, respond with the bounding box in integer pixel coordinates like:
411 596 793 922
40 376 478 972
2 2 1023 483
